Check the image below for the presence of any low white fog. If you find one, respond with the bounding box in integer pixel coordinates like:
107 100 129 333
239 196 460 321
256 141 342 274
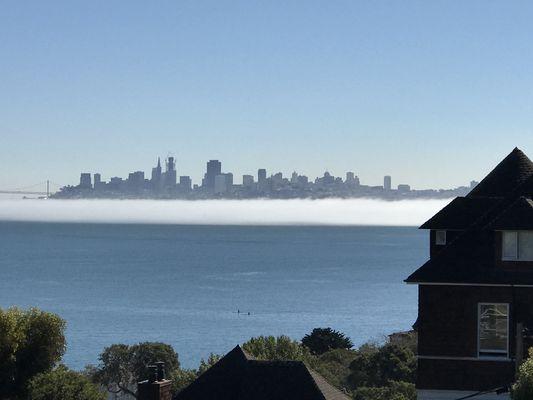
0 198 451 226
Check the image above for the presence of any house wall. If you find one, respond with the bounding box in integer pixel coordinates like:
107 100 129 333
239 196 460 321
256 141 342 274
417 284 533 391
429 230 462 258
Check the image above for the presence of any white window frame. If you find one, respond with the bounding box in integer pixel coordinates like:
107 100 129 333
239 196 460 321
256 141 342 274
435 230 446 246
477 302 509 358
501 231 533 261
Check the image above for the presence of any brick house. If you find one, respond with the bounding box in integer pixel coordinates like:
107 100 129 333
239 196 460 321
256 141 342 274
406 147 533 400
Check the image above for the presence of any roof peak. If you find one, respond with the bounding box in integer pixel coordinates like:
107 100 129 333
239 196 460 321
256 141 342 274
467 147 533 198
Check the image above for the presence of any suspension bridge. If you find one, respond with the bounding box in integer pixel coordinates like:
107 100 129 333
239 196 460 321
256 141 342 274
0 181 62 197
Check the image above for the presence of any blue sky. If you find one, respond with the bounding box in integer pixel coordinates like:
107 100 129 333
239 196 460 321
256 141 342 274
1 1 533 190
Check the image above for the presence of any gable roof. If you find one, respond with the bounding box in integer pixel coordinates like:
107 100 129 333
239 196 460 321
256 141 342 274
489 197 533 230
419 196 502 230
407 148 533 285
174 346 350 400
467 147 533 198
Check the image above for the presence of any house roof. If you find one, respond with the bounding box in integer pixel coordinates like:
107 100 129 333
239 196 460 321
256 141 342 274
406 148 533 285
489 197 533 230
419 196 502 230
467 147 533 198
174 346 350 400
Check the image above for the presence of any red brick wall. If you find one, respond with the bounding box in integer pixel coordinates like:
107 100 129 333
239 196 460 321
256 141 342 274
417 284 533 390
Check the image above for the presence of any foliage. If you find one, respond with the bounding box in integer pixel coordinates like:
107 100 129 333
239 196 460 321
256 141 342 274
169 368 198 395
93 342 180 398
197 353 222 375
387 330 417 354
348 343 416 388
302 328 353 355
312 348 357 391
512 348 533 400
0 307 66 399
242 335 313 362
352 380 416 400
28 365 105 400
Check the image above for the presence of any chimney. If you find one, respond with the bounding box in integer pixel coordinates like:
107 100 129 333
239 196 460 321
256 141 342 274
138 362 172 400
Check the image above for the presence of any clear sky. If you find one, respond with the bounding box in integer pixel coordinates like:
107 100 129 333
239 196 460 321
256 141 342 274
1 1 533 191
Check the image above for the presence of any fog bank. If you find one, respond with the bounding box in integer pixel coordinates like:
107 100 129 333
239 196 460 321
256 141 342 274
0 198 451 226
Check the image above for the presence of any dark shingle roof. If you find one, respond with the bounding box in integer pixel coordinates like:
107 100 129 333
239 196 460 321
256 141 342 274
174 346 350 400
489 197 533 230
467 147 533 198
419 196 502 230
406 148 533 285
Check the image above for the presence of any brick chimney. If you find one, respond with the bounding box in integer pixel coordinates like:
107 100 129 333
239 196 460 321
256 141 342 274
137 362 172 400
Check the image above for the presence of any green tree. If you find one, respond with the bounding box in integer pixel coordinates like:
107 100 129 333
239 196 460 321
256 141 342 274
242 335 313 362
512 349 533 400
302 328 353 355
0 307 66 399
348 343 416 388
93 342 180 398
312 348 358 392
28 365 105 400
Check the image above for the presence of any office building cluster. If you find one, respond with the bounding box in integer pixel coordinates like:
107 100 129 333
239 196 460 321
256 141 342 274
54 157 476 199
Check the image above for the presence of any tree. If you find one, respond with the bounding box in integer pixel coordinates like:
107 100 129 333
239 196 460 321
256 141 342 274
302 328 353 355
0 307 66 399
312 348 358 392
512 349 533 400
242 335 313 362
93 342 180 398
348 343 416 388
28 365 105 400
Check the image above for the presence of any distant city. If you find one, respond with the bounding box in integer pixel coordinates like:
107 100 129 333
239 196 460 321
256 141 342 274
52 156 478 200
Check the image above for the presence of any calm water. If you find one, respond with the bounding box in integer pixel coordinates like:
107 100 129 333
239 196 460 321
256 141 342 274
0 222 426 369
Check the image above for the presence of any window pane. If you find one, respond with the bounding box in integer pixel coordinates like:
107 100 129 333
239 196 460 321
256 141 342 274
479 304 508 354
519 232 533 261
502 232 518 260
435 231 446 245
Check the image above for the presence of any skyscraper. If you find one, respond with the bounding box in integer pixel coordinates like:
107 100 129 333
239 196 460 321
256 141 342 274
203 160 222 190
164 157 177 188
79 173 92 189
258 169 266 183
151 157 162 190
180 176 192 192
384 175 392 191
94 173 102 190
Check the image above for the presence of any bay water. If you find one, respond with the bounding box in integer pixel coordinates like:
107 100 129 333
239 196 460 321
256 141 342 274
0 222 426 369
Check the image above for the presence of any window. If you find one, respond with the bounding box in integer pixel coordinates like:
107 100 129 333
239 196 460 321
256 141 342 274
478 303 509 357
435 230 446 245
502 231 533 261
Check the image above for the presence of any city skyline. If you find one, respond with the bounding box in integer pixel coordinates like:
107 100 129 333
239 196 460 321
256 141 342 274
2 2 533 189
53 154 476 200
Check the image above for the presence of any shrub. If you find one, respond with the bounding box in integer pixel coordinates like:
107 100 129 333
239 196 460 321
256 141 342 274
512 349 533 400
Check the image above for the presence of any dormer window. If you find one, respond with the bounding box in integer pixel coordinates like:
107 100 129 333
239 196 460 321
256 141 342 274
502 231 533 261
435 230 446 245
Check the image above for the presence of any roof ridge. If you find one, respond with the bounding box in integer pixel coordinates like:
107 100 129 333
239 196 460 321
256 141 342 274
305 365 351 400
468 147 533 198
